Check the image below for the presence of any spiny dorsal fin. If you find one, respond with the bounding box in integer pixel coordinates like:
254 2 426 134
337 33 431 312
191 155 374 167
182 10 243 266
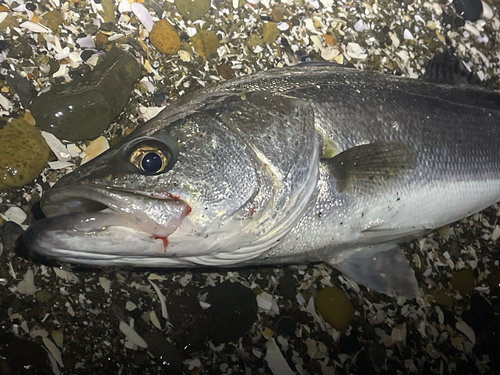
323 141 415 196
421 48 482 86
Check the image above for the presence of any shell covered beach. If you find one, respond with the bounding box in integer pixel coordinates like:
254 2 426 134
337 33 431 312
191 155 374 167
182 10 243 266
1 0 500 374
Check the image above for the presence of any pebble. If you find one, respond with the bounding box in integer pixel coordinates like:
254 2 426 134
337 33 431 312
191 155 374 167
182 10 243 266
30 47 141 141
174 0 211 21
0 221 24 250
0 118 49 188
262 22 279 44
462 294 493 332
271 8 283 22
1 339 51 374
487 267 500 289
314 287 355 331
166 294 208 354
4 71 32 107
142 331 182 369
206 281 257 344
453 0 483 22
149 19 181 55
428 289 454 307
41 10 64 31
217 63 235 79
451 268 474 295
191 30 220 58
35 290 53 302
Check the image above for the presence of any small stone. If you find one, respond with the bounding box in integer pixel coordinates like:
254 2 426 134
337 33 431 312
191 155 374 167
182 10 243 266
0 15 19 32
191 30 220 58
149 19 181 55
41 10 64 31
143 331 182 369
217 64 235 80
271 8 283 22
35 290 53 302
453 0 483 22
0 221 24 249
246 34 264 49
262 22 279 44
274 316 297 336
451 268 474 295
167 294 208 354
428 289 454 307
0 118 49 188
174 0 211 21
206 281 258 344
462 294 494 331
100 0 116 22
314 287 355 331
95 32 109 48
2 339 51 374
322 34 337 46
487 268 500 289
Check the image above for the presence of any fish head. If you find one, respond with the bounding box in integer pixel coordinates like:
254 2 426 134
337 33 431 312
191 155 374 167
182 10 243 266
24 92 319 267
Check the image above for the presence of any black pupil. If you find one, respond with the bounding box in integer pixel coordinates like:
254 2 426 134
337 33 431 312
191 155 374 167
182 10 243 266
141 152 162 172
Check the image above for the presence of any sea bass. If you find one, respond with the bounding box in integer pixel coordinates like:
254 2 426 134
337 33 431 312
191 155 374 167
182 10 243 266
22 60 500 297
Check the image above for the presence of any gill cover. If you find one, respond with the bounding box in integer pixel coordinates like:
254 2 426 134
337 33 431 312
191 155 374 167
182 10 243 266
166 92 321 264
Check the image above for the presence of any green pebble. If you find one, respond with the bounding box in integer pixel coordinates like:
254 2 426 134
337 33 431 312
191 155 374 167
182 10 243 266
451 268 474 295
30 47 141 141
262 22 279 44
174 0 211 21
314 287 355 331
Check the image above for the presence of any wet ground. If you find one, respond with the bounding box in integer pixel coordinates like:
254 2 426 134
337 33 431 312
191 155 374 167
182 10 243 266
1 0 500 373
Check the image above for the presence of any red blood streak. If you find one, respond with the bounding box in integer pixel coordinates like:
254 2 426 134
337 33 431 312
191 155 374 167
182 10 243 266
185 205 192 216
155 236 168 250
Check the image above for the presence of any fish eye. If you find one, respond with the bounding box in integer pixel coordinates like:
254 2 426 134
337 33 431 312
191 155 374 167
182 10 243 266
127 138 177 175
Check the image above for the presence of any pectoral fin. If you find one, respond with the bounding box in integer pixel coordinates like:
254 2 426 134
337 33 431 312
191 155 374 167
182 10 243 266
323 142 415 195
330 243 418 298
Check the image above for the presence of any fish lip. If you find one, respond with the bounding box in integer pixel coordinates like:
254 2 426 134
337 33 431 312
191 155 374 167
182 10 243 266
40 183 190 239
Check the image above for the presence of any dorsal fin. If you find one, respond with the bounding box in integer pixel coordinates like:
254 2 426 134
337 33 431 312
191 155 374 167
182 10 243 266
421 48 482 86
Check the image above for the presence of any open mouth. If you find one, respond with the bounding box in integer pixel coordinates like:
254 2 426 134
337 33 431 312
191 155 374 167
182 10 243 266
24 184 191 262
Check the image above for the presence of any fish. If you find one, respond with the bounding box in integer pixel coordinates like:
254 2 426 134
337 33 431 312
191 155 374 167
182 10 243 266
21 53 500 298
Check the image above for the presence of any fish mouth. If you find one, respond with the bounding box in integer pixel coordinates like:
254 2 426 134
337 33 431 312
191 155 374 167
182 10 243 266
24 184 191 264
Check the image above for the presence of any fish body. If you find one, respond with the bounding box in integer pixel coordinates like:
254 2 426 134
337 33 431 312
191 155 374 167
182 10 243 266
23 62 500 297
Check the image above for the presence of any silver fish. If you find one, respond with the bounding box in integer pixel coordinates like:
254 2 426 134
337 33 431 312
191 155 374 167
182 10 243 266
23 62 500 297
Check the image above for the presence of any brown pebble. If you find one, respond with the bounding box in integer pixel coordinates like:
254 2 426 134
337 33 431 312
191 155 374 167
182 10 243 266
94 32 109 48
41 10 64 31
271 8 283 22
451 268 474 295
322 34 337 46
428 289 454 307
149 19 181 55
217 64 235 80
487 268 500 289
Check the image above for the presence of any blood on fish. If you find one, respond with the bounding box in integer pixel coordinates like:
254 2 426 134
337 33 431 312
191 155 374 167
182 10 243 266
155 236 168 250
185 205 192 216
